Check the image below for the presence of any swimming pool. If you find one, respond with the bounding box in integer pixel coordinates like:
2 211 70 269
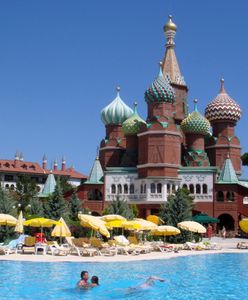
0 254 248 299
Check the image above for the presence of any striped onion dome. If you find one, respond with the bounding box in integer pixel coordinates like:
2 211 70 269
145 64 175 103
205 79 241 123
181 99 211 135
101 87 133 125
122 102 146 136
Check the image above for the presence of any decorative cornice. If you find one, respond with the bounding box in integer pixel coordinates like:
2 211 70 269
137 163 181 169
137 130 182 137
205 144 241 150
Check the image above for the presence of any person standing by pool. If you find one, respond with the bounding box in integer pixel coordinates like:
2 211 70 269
221 226 226 239
207 224 213 240
77 271 89 288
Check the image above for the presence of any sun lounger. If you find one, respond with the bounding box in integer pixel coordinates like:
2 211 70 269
237 242 248 249
22 237 36 254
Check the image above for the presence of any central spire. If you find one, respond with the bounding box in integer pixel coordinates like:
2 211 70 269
162 15 186 86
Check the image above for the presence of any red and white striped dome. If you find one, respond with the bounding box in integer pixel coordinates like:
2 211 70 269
205 79 241 123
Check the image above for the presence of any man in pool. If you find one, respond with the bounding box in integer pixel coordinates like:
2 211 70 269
77 271 89 288
128 276 165 291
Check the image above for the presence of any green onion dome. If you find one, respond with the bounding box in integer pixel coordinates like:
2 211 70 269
101 87 133 125
122 102 146 136
145 64 175 104
205 79 241 123
181 99 211 135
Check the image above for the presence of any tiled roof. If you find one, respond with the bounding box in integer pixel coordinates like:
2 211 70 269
39 173 56 197
84 157 103 184
217 157 239 184
0 159 87 179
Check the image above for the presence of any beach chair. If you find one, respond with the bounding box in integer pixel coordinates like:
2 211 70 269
89 237 117 256
22 237 36 254
0 240 18 255
237 242 248 249
47 241 70 256
64 237 83 256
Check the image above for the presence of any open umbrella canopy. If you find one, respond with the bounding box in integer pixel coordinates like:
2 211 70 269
239 219 248 233
101 215 126 222
152 225 181 236
178 221 206 234
51 217 71 237
15 211 24 233
78 214 110 238
146 215 164 225
24 218 59 228
105 219 126 229
122 220 142 231
192 214 219 224
122 219 157 231
0 214 17 226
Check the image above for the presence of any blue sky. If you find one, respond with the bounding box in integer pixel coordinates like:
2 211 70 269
0 1 247 176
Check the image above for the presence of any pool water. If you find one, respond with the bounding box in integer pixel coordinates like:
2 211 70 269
1 254 248 299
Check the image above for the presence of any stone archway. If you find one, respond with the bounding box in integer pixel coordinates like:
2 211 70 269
217 213 235 231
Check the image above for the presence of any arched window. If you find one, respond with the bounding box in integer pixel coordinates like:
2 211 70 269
10 184 15 190
130 184 134 194
203 184 208 194
117 184 122 194
124 184 128 194
227 191 235 202
87 189 103 200
151 183 156 194
144 184 147 194
167 183 171 194
216 191 224 202
111 184 116 194
5 184 9 189
172 184 176 193
189 184 194 194
157 183 162 194
140 184 143 194
196 184 201 194
182 184 188 190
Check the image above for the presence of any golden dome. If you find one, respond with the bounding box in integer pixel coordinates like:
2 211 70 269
164 15 177 32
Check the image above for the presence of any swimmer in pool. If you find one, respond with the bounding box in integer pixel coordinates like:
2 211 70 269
77 271 89 288
128 276 165 291
90 276 99 287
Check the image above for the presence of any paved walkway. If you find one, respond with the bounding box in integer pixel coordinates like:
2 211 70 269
0 237 247 263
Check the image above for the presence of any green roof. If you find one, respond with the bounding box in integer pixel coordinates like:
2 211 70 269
217 158 239 184
84 156 104 184
39 172 56 197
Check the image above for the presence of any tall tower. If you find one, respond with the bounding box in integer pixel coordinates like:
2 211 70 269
138 64 182 178
162 15 188 124
181 99 211 167
205 79 242 174
99 87 133 169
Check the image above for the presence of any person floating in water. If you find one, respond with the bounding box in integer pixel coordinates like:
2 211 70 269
77 271 89 288
128 276 165 291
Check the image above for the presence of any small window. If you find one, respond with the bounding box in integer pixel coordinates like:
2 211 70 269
111 184 116 194
144 184 146 194
203 184 208 194
10 184 15 190
167 184 171 194
140 184 143 194
182 184 188 190
227 191 234 202
124 184 128 194
5 184 9 189
157 183 162 194
196 184 201 194
189 184 194 194
4 175 14 181
216 191 224 202
172 184 176 193
130 184 134 194
117 184 122 194
151 183 156 194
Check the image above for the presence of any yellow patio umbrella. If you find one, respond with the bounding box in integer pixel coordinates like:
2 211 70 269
122 220 142 231
134 218 158 231
0 214 17 226
177 221 206 234
24 217 59 234
101 215 126 222
105 219 126 229
146 215 164 225
239 219 248 233
15 211 24 234
51 217 71 238
78 214 110 238
152 225 181 236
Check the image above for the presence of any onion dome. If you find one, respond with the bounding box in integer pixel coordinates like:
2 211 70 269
122 102 146 136
181 99 211 135
145 63 175 103
101 87 133 125
205 79 241 123
163 15 177 32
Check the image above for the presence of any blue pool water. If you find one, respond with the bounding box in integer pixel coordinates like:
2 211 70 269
0 254 248 299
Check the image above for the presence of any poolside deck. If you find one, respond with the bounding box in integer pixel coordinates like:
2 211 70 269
0 237 247 263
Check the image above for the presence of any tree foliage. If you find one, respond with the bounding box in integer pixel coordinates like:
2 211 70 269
103 195 134 219
241 153 248 166
15 175 38 210
159 188 194 243
44 178 69 220
0 186 16 215
69 190 82 221
29 197 44 217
